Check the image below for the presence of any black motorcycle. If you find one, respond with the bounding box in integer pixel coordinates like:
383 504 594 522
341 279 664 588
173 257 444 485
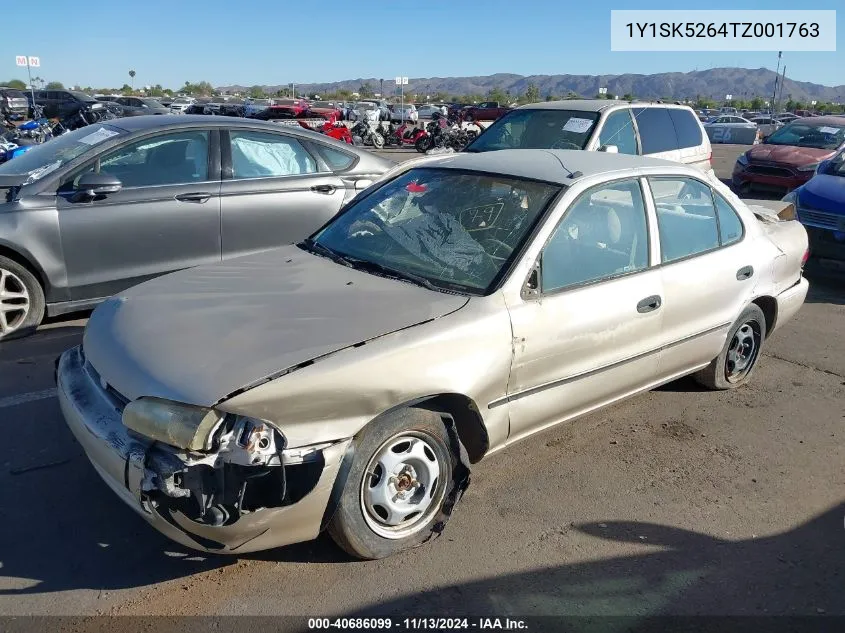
350 120 385 149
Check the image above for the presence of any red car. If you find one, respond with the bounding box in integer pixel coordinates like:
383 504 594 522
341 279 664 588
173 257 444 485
732 116 845 194
462 101 513 122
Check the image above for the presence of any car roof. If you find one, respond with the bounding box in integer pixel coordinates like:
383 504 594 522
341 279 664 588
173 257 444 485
790 116 845 125
105 114 328 140
420 149 688 185
515 99 695 112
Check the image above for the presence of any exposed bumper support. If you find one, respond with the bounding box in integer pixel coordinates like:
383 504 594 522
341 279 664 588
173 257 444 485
57 346 350 554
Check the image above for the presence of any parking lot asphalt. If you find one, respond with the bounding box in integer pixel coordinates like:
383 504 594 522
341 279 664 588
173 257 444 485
0 144 843 619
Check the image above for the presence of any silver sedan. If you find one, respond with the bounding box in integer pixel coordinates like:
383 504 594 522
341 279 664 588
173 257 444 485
57 150 809 559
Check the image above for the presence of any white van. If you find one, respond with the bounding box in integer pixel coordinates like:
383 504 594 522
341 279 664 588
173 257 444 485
464 100 714 176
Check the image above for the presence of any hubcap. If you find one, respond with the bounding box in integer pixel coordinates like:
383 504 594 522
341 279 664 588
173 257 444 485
725 322 760 382
360 431 447 539
0 268 30 337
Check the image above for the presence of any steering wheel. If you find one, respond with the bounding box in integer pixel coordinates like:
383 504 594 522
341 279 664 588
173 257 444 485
550 140 580 150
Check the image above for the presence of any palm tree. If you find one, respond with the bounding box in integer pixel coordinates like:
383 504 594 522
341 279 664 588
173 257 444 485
129 70 136 92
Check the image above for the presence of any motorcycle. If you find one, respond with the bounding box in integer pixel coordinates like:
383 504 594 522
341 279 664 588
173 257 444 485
350 120 385 149
415 115 480 153
15 104 54 144
384 121 427 148
299 120 353 144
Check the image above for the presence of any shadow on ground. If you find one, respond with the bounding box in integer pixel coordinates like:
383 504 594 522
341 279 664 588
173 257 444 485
346 503 845 621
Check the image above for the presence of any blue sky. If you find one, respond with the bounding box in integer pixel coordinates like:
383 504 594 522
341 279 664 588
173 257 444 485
1 0 841 89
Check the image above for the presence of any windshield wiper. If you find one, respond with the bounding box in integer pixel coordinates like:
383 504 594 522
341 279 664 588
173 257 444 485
299 238 353 268
342 257 444 292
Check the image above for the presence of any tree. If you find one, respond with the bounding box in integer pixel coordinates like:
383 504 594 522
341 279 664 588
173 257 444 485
545 94 555 101
45 81 64 90
4 79 26 90
750 96 764 111
523 83 540 103
128 70 136 91
359 83 374 98
487 87 508 105
249 85 266 99
622 93 634 101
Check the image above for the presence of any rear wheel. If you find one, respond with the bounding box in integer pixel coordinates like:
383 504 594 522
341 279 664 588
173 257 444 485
327 409 459 560
415 136 431 153
693 304 766 390
0 255 45 341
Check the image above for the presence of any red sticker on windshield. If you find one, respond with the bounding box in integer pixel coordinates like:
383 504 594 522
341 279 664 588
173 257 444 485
406 182 427 193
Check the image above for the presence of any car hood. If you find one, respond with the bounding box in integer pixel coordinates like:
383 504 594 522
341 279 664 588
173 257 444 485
747 144 836 166
83 245 469 407
799 173 845 214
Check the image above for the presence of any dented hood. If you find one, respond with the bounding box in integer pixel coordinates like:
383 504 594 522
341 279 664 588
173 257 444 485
82 245 468 406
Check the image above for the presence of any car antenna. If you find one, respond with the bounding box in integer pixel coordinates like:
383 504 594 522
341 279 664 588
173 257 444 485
546 150 582 179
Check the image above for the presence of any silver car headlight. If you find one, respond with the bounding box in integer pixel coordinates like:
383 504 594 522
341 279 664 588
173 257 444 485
796 162 820 172
122 397 225 451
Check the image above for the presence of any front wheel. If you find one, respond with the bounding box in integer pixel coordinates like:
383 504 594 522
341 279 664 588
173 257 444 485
371 133 385 149
693 304 766 390
327 409 461 560
0 255 45 341
415 135 431 153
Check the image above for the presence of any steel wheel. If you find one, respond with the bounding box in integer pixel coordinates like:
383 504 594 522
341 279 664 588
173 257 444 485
0 267 30 337
725 321 761 383
360 431 448 540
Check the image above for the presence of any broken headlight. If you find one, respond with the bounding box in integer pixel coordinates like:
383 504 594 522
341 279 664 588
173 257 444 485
122 397 225 451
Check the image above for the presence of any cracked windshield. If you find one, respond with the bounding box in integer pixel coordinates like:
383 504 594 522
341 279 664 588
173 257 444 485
312 168 561 292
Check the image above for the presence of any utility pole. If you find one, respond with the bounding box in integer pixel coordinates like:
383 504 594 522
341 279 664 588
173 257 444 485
777 66 787 111
770 51 782 115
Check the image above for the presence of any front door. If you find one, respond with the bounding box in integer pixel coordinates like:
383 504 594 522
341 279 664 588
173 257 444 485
219 129 346 260
503 178 664 441
57 129 221 300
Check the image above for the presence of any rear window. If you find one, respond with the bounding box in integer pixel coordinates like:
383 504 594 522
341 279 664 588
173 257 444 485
668 109 704 149
632 108 678 154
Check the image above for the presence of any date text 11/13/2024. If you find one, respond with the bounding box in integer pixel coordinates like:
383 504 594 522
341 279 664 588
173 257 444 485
307 618 529 630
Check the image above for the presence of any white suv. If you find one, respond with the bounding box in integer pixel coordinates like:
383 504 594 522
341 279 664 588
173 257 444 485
465 100 714 176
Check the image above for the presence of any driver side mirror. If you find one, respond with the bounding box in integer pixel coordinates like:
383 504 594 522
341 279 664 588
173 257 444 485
598 144 618 153
75 172 122 199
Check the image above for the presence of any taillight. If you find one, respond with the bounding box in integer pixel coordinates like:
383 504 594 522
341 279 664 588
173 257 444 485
801 248 810 266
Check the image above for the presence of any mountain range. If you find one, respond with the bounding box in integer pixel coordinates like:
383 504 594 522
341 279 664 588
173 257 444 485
217 67 845 103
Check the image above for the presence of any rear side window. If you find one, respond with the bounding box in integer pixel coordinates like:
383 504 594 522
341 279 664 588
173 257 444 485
317 145 355 171
668 109 703 149
714 193 744 245
650 177 720 263
632 108 678 154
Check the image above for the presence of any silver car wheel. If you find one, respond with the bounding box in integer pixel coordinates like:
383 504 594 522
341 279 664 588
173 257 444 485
0 267 30 336
360 431 447 540
725 322 760 383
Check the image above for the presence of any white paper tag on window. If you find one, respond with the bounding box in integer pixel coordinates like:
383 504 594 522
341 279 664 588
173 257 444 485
78 127 120 146
562 117 593 133
817 126 841 135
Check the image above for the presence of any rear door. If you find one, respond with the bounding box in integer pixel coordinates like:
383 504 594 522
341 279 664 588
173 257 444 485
219 128 346 260
668 107 710 170
645 175 753 380
56 128 222 300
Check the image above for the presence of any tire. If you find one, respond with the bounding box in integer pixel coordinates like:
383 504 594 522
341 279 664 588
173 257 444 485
327 408 460 560
464 113 474 122
0 255 45 341
415 136 431 153
693 304 766 390
371 133 384 149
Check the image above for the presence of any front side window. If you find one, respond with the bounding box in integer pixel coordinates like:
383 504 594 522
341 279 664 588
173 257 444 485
632 108 678 154
650 177 720 263
598 109 638 155
230 131 317 179
541 179 649 292
93 131 209 188
466 109 600 152
310 168 561 294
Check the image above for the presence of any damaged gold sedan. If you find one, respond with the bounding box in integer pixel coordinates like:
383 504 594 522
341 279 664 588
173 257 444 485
57 150 809 559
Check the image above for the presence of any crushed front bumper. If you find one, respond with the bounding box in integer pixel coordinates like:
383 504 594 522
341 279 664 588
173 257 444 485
57 345 351 554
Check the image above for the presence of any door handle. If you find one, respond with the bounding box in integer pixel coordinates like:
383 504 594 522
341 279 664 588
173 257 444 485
175 192 212 203
637 295 662 313
736 265 754 281
311 184 336 194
